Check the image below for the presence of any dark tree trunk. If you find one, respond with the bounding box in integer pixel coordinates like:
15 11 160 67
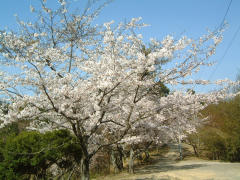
80 154 90 180
111 149 120 173
78 136 90 180
178 143 183 160
128 148 134 174
73 125 91 180
144 151 150 161
116 145 124 171
192 145 199 157
111 146 124 173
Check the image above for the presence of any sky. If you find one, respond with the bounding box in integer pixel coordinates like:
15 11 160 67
0 0 239 92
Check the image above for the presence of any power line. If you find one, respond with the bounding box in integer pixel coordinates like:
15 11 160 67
207 0 233 81
219 0 233 28
190 0 234 91
207 0 234 81
208 23 240 81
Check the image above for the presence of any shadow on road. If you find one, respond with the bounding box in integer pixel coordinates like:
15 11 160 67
135 176 181 180
134 144 207 175
135 159 207 175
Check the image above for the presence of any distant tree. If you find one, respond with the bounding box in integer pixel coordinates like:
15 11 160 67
189 95 240 161
233 70 240 93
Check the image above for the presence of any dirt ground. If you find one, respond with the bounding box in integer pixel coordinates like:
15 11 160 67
96 144 240 180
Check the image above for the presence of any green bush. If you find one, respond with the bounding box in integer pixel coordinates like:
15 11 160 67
0 128 82 179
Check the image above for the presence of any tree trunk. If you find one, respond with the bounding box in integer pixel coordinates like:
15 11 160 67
192 145 199 157
111 146 124 173
116 145 124 171
128 148 134 174
178 143 183 160
80 154 90 180
111 150 120 173
74 130 90 180
144 151 150 161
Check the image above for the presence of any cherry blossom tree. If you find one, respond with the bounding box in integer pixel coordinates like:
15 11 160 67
119 89 231 172
157 91 214 160
120 120 168 173
0 0 238 179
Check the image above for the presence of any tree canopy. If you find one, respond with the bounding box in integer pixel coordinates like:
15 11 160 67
0 0 239 179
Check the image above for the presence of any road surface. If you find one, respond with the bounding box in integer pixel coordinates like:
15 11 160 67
100 144 240 180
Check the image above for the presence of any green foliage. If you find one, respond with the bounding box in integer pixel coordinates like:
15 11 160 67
148 81 169 98
189 95 240 161
0 128 82 179
232 70 240 93
0 100 9 115
0 122 19 140
199 127 227 160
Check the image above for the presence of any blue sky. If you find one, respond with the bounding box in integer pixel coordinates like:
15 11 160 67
0 0 239 92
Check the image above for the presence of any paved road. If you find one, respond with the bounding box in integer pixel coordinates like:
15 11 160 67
102 144 240 180
132 158 240 180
